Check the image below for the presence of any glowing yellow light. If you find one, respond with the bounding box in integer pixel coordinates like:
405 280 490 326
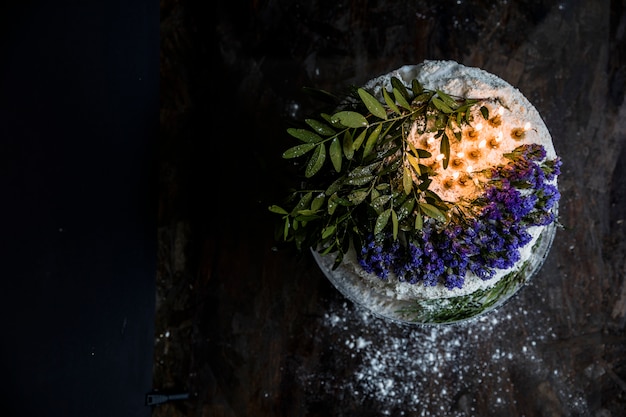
478 139 486 148
453 172 459 179
475 122 483 131
457 151 465 158
436 153 445 161
524 122 531 131
497 107 504 116
467 165 474 173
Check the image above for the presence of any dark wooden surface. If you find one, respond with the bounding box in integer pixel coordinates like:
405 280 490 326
154 0 626 416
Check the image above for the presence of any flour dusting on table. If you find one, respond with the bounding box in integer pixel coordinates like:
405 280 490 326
298 297 589 416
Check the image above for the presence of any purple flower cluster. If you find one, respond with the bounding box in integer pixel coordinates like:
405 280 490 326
358 144 560 290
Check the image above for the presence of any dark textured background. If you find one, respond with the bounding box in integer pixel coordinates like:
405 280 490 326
155 0 626 416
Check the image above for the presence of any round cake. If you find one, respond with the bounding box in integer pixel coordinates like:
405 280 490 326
270 60 561 325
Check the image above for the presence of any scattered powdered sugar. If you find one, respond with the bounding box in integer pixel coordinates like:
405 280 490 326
298 297 589 416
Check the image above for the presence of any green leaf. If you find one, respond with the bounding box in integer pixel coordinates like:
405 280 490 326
345 174 375 186
305 119 337 136
383 88 401 115
305 144 326 177
363 123 383 157
321 224 336 239
343 131 354 160
412 79 424 95
440 133 450 169
348 189 369 204
414 91 433 103
420 202 447 222
268 205 288 215
415 210 423 230
331 111 368 128
416 149 432 158
283 217 290 240
397 198 415 220
295 209 319 217
391 209 398 240
406 153 421 175
374 208 391 235
436 90 458 109
329 137 342 172
352 128 368 151
391 77 410 102
358 88 387 120
393 87 411 110
327 193 340 215
287 128 324 143
480 106 489 120
403 165 413 194
282 143 316 159
370 194 392 214
325 177 344 196
431 97 454 113
348 163 376 178
311 194 325 211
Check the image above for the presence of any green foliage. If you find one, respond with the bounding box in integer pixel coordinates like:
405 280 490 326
271 77 488 259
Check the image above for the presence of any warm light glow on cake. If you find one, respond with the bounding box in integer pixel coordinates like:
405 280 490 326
406 103 543 203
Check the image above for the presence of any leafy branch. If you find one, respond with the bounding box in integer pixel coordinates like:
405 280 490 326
269 76 489 265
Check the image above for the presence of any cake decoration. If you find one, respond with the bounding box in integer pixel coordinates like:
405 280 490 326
269 60 561 324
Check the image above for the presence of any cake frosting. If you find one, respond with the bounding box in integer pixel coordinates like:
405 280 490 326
272 60 561 324
330 61 557 295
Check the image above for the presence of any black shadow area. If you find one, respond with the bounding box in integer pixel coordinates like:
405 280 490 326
0 1 159 417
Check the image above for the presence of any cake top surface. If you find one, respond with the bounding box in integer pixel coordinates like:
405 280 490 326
364 60 556 205
270 60 561 293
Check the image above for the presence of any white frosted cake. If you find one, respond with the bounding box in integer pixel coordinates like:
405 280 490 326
271 60 561 324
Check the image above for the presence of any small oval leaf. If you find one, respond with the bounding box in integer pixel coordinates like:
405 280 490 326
305 119 336 136
343 130 354 160
403 165 413 195
420 202 446 222
440 133 450 169
480 106 489 120
393 87 411 110
432 97 454 113
391 210 398 240
370 194 392 214
331 111 368 128
391 77 410 102
311 193 326 211
363 123 383 157
345 174 375 186
329 137 342 172
436 90 458 109
348 190 369 204
352 128 368 151
321 224 336 239
411 79 424 95
383 88 401 115
406 153 421 175
305 144 326 177
268 205 289 215
374 208 392 235
414 210 423 230
358 88 387 120
287 128 324 143
282 143 316 159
